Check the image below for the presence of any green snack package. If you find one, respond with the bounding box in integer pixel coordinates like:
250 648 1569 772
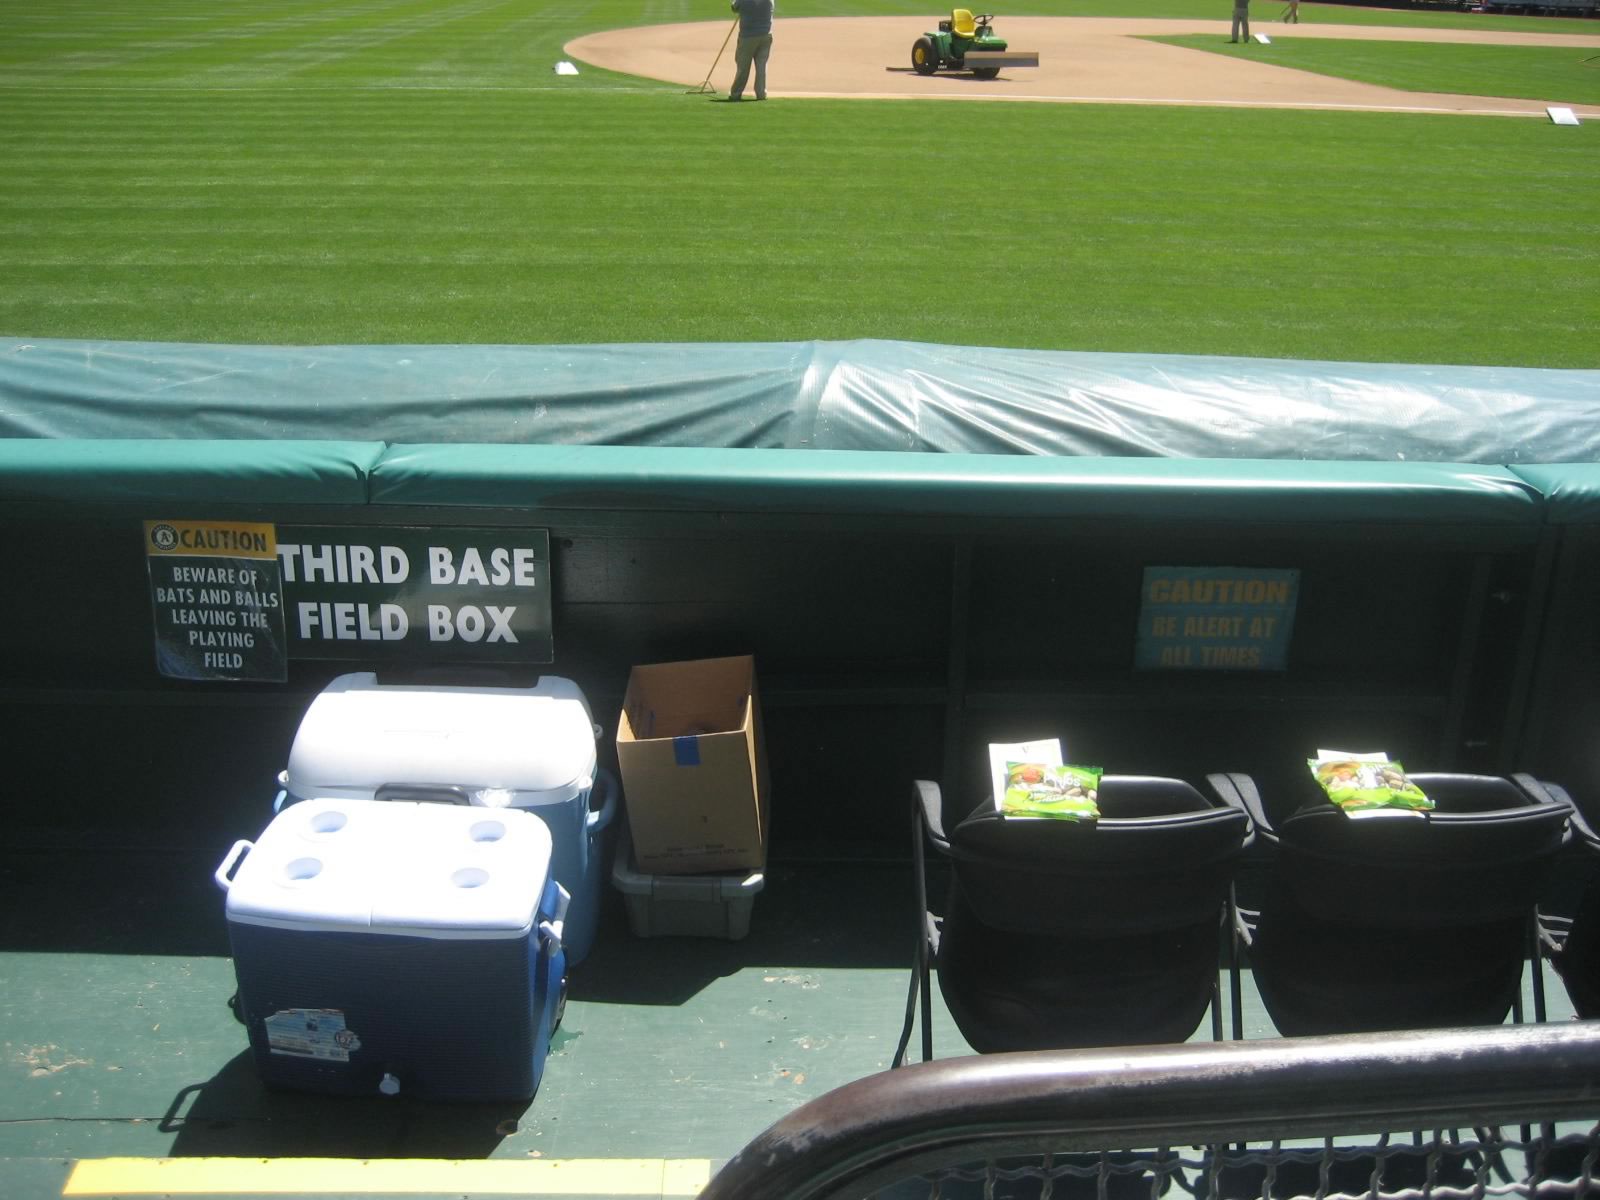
1002 762 1102 821
1308 758 1433 813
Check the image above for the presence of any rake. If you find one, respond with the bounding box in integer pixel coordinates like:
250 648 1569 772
688 17 739 94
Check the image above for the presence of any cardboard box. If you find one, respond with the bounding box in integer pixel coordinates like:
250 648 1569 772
617 655 769 875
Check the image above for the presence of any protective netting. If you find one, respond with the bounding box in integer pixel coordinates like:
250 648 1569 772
872 1130 1600 1200
4 338 1599 464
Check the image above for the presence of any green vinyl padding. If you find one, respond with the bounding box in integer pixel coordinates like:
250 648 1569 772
0 438 1559 525
0 440 384 504
1509 466 1600 525
369 445 1545 525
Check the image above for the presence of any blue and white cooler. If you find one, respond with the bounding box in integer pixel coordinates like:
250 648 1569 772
215 797 567 1102
277 672 615 965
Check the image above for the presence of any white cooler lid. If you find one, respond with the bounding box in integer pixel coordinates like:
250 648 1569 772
223 798 553 938
284 672 597 806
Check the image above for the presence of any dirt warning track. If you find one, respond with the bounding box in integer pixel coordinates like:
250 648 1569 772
567 16 1600 116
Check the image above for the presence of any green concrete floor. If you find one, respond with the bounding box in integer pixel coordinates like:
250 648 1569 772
0 848 956 1199
0 845 1583 1200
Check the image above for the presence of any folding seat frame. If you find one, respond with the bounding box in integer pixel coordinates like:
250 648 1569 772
893 775 1253 1066
1207 771 1571 1040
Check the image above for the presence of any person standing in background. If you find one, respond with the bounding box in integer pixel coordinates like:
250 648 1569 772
1283 0 1300 22
1231 0 1251 43
729 0 774 100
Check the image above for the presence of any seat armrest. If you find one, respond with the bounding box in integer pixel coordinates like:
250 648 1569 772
1206 772 1273 854
1516 774 1584 849
912 779 951 854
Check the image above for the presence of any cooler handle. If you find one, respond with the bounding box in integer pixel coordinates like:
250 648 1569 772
539 882 572 958
214 840 253 891
374 783 471 805
587 768 619 833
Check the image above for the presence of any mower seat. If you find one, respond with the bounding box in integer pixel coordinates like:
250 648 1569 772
950 8 978 38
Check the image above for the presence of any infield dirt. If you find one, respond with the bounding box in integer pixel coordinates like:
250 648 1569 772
568 15 1600 116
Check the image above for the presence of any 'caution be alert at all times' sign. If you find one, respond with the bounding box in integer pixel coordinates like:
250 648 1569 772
145 521 553 682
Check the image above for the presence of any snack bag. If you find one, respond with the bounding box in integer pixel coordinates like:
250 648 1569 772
1308 757 1432 814
1002 762 1102 821
989 738 1063 812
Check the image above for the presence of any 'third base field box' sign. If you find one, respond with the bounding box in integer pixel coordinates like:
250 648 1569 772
147 523 553 676
276 526 552 663
1135 566 1299 671
146 520 288 682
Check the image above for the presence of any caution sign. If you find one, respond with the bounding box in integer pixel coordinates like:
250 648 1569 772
1135 566 1299 671
145 520 288 682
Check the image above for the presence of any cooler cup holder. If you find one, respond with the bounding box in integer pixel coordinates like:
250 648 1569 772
284 856 323 883
469 820 506 843
452 867 490 889
307 808 348 835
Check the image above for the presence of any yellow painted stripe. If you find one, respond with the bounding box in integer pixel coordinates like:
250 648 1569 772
63 1156 712 1197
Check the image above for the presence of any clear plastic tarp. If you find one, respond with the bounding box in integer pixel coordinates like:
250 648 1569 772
3 337 1597 464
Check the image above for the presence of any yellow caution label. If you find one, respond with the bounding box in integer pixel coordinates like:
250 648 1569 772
63 1156 713 1196
64 1158 713 1196
144 520 277 560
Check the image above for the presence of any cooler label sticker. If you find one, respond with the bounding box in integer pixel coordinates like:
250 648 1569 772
263 1008 362 1061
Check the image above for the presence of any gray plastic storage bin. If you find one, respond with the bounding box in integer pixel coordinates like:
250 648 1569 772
612 825 764 939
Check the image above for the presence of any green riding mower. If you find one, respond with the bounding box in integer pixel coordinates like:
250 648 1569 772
912 9 1006 79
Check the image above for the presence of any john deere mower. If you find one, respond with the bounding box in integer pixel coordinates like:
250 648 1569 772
911 10 1014 79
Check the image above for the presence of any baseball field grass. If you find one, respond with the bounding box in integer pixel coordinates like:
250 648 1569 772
1158 35 1600 105
2 0 1597 365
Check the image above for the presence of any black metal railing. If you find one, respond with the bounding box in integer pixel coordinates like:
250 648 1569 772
700 1022 1600 1200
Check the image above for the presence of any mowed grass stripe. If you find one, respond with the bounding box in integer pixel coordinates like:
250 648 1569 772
1 0 658 89
1155 35 1600 106
2 83 1595 361
1 0 1597 361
